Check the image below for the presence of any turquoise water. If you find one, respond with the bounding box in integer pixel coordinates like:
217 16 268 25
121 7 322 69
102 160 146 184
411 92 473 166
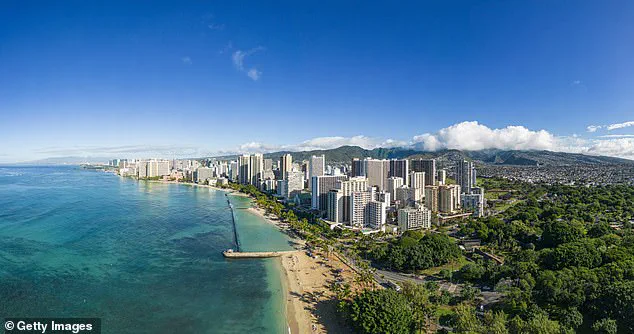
0 166 292 333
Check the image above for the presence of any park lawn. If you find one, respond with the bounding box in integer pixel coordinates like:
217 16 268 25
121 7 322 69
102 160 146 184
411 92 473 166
436 305 454 318
494 199 525 213
484 190 509 201
417 255 470 276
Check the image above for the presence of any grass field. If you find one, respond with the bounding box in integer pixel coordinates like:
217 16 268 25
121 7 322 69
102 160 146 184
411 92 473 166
418 256 470 276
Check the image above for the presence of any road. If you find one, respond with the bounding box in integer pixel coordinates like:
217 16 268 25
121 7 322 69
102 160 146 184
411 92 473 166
375 269 461 293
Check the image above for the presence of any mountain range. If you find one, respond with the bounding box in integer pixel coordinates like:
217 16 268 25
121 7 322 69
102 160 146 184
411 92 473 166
214 146 634 167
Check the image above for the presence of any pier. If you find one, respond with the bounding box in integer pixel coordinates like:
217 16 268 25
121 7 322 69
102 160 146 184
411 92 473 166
226 193 241 252
223 250 299 258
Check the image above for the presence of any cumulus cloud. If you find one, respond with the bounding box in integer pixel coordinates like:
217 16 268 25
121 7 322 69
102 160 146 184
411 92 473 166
584 138 634 160
606 121 634 131
598 134 634 138
232 46 264 81
228 122 634 160
587 125 602 132
585 120 634 133
247 68 261 81
411 121 556 151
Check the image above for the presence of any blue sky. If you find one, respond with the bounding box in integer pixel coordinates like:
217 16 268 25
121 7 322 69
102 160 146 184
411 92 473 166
1 1 634 162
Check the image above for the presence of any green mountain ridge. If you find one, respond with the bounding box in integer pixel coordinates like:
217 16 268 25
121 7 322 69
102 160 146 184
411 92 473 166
211 146 634 166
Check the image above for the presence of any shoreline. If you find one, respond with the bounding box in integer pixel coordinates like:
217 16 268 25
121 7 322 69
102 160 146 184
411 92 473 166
240 202 308 333
137 178 348 333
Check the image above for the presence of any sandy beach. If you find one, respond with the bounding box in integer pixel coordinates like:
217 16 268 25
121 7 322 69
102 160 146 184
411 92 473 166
148 180 355 333
245 202 357 333
280 248 357 333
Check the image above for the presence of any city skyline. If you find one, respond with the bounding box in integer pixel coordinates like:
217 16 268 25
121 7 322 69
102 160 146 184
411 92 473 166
2 1 634 162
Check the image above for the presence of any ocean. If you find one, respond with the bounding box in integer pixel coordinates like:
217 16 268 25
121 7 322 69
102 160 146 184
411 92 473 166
0 166 293 333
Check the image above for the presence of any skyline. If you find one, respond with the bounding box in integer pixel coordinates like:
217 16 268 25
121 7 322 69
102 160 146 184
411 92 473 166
1 1 634 162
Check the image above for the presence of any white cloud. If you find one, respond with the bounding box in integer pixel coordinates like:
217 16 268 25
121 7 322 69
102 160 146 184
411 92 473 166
572 80 582 85
584 138 634 160
606 121 634 131
232 47 265 80
586 125 602 132
232 47 264 70
585 120 634 133
229 122 634 160
598 134 634 138
411 121 556 151
247 68 261 81
20 122 634 162
181 56 192 65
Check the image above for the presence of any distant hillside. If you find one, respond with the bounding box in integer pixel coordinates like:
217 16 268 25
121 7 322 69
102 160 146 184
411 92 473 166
264 146 420 162
210 146 634 167
463 149 634 166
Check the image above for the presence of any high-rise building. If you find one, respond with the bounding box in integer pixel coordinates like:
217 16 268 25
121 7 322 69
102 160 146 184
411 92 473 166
263 179 277 192
387 176 404 202
308 155 325 189
311 175 348 211
389 159 409 186
137 161 148 179
217 162 229 177
327 189 344 223
462 187 485 217
395 186 411 206
367 201 387 230
398 206 432 232
278 170 304 199
351 158 365 177
264 158 273 172
374 190 391 205
439 184 461 213
350 190 373 228
195 167 214 183
280 154 292 179
456 160 476 193
229 161 238 181
424 185 439 212
250 154 264 186
136 159 170 178
335 177 368 223
409 171 425 202
411 158 436 186
260 169 276 190
238 155 251 185
437 169 447 185
364 158 390 191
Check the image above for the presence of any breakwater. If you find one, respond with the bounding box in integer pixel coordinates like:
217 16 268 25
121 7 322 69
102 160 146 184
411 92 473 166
226 193 241 252
223 250 299 258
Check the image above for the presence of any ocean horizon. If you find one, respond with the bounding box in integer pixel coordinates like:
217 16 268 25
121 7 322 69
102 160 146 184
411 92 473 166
0 165 292 333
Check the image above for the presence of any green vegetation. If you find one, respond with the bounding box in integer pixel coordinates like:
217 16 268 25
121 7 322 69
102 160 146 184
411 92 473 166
364 230 462 272
219 177 634 333
345 289 413 334
340 281 451 334
455 182 634 333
